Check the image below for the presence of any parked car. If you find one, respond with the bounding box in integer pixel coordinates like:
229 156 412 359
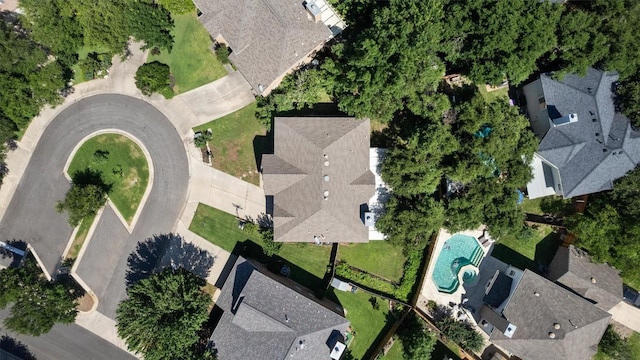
623 285 640 307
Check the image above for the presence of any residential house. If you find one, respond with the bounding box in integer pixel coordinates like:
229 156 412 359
193 0 345 95
548 245 622 312
479 269 611 360
261 117 376 243
209 257 350 360
523 68 640 199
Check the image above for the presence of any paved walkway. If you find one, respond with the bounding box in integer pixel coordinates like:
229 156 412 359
609 301 640 333
0 41 260 355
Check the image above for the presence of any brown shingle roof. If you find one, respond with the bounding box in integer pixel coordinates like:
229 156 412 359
490 270 611 360
194 0 332 94
262 117 375 243
548 245 622 311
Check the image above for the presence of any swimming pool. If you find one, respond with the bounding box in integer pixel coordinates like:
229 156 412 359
431 234 482 293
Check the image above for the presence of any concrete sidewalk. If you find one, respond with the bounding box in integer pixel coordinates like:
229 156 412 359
609 301 640 333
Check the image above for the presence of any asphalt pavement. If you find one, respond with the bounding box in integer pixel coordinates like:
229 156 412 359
0 309 135 360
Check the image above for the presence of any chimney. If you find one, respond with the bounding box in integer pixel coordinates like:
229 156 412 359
303 0 322 22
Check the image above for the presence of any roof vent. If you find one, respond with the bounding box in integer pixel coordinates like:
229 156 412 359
364 212 375 227
549 332 556 339
591 277 597 284
303 0 322 22
324 160 329 167
323 190 329 200
323 175 330 182
534 292 540 297
554 323 561 330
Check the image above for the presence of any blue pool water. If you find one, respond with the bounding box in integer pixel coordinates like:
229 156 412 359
432 234 482 293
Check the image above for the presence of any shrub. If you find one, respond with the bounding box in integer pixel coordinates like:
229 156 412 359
437 315 483 353
135 61 171 96
260 227 281 257
215 44 230 64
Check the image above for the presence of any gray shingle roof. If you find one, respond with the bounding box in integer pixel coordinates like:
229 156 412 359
489 270 611 360
210 257 350 360
548 245 622 311
535 68 640 198
193 0 332 94
262 117 375 243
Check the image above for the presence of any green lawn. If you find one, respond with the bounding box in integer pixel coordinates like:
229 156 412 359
382 337 405 360
334 290 393 360
189 203 330 288
520 196 572 216
66 214 96 260
67 134 149 223
148 12 226 94
477 84 509 103
491 224 560 271
594 331 640 360
193 102 269 186
338 241 406 282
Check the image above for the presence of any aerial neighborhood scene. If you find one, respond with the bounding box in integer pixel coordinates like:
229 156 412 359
1 0 640 359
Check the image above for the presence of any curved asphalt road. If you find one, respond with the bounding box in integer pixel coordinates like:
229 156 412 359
0 94 189 319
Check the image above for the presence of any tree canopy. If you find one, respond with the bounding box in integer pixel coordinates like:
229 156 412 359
0 257 78 336
324 0 446 122
19 0 174 57
116 267 213 360
566 166 640 285
135 61 171 96
56 171 110 227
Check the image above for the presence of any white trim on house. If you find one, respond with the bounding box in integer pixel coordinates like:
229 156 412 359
527 153 562 199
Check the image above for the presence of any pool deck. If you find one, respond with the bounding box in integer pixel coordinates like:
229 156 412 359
419 227 493 308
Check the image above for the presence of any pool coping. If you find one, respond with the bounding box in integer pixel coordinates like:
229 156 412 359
420 227 490 306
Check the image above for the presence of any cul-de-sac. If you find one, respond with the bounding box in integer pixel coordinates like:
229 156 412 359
1 0 640 359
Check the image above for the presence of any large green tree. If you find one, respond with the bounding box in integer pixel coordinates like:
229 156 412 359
442 0 562 85
566 166 640 287
325 0 446 122
20 0 174 57
0 257 78 336
442 95 536 237
116 267 212 360
56 182 109 227
397 313 437 359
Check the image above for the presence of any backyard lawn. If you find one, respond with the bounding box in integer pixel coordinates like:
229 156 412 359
477 84 509 103
491 224 560 272
593 331 640 360
334 290 394 360
382 337 405 359
338 241 406 282
147 12 227 94
189 203 330 288
67 133 149 223
520 196 572 215
193 102 269 186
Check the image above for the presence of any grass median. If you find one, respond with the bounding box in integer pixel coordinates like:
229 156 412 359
67 133 149 224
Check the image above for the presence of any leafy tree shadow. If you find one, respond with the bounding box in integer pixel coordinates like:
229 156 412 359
125 233 214 287
0 335 38 360
71 168 112 194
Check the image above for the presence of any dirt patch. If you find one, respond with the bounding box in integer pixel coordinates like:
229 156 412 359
77 293 95 312
124 167 139 190
226 141 239 162
128 141 144 159
612 320 635 339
